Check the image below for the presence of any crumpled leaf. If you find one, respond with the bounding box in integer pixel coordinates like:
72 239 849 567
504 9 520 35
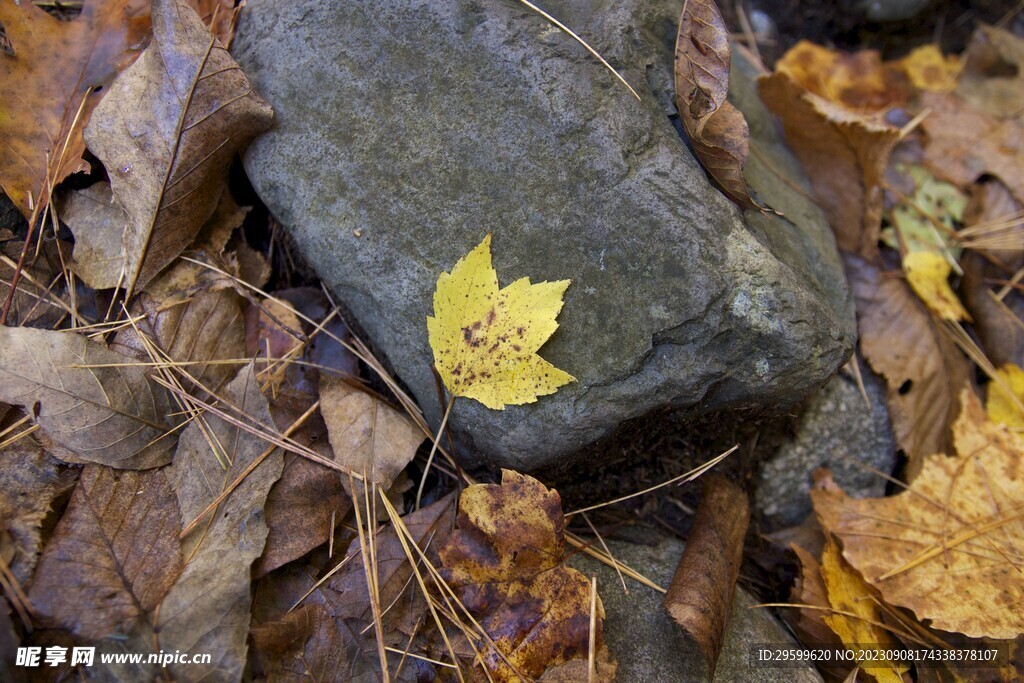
0 326 176 468
812 390 1024 639
673 0 761 210
919 91 1024 205
0 0 148 216
439 470 605 682
58 182 129 289
320 379 423 500
957 25 1024 119
250 604 347 682
27 465 183 641
759 72 900 257
820 537 907 683
0 436 74 584
987 364 1024 428
84 0 273 296
904 251 971 322
663 474 749 678
844 255 970 474
427 235 574 410
159 364 284 681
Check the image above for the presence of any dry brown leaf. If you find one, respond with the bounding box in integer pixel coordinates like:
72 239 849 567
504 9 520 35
844 254 970 474
84 0 273 296
250 604 347 682
0 0 148 216
159 364 284 680
673 0 761 210
537 644 617 682
759 72 900 257
256 402 351 577
246 297 305 394
957 25 1024 119
919 91 1024 206
0 238 68 329
320 379 424 501
439 470 603 682
663 474 749 678
812 390 1024 639
820 538 907 683
59 182 128 289
0 326 177 468
187 0 242 48
27 465 182 641
0 435 74 584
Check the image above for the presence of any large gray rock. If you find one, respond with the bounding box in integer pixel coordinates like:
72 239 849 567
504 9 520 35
755 361 898 528
569 529 823 682
233 0 856 472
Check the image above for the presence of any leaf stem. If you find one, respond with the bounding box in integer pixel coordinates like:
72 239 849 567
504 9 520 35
415 394 455 510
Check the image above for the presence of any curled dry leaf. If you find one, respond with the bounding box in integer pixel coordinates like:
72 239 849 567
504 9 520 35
320 379 423 501
0 436 75 584
0 0 148 216
812 390 1024 639
759 72 899 258
439 470 606 682
663 474 749 678
428 234 574 410
0 326 176 469
819 537 907 683
674 0 762 210
84 0 273 296
844 255 970 474
27 465 183 642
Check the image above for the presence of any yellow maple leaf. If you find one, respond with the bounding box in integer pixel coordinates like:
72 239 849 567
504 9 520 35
427 234 575 410
903 251 971 322
987 363 1024 428
820 538 907 683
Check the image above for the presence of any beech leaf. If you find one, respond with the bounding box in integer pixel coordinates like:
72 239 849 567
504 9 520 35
0 326 176 469
83 0 273 296
663 474 749 678
812 390 1024 639
427 234 574 410
27 466 183 642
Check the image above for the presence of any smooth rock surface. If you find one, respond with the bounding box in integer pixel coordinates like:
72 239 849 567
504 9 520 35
233 0 856 472
569 529 823 682
755 361 897 528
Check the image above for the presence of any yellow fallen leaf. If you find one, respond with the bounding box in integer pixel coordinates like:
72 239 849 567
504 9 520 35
820 538 907 683
427 234 575 410
900 44 961 93
812 390 1024 639
987 364 1024 428
903 251 971 322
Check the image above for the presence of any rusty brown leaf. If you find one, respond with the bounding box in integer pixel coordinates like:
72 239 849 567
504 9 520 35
159 364 284 680
0 326 176 468
84 0 273 296
663 474 749 678
759 72 900 257
674 0 761 210
439 470 605 682
0 0 149 216
27 465 182 641
844 255 970 474
812 390 1024 639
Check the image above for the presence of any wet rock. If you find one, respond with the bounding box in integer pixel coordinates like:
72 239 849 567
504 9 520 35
233 0 855 473
569 528 823 682
755 362 897 528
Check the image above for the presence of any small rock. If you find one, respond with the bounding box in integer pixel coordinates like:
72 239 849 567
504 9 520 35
755 361 897 528
569 529 823 682
233 0 855 473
